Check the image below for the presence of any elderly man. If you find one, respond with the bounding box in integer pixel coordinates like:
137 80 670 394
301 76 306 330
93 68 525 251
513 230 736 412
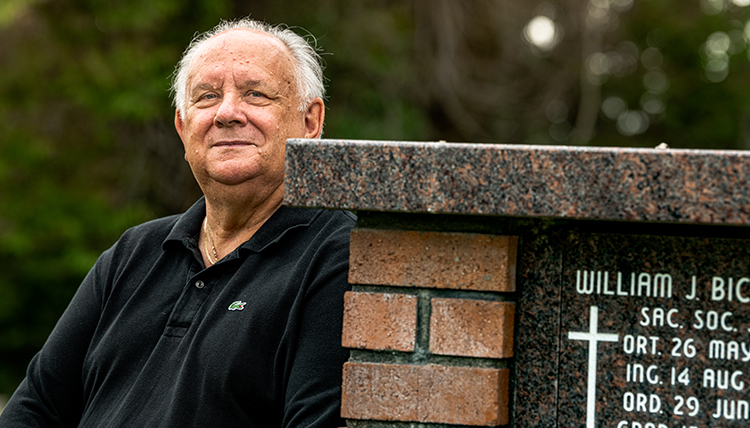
0 18 354 428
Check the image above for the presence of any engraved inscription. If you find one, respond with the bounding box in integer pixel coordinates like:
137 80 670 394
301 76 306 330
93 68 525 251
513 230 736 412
560 235 750 428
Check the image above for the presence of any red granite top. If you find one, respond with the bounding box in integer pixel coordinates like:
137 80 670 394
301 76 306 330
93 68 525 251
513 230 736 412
283 139 750 225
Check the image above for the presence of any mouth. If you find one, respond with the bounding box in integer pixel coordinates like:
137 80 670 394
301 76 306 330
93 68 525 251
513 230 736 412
213 140 255 148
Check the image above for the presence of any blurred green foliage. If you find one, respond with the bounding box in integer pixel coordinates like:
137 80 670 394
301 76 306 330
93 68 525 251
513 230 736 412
1 0 749 394
590 0 750 149
0 0 233 392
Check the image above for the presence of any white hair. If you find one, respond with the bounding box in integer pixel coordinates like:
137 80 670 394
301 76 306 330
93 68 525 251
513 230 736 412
171 18 325 120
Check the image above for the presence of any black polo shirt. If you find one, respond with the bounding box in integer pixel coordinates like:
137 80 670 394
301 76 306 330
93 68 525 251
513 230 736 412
1 198 355 428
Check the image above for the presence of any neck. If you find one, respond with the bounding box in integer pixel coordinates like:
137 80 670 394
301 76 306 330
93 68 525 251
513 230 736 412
200 181 284 265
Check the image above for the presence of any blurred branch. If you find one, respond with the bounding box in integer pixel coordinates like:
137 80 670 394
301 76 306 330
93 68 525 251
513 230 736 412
571 0 605 144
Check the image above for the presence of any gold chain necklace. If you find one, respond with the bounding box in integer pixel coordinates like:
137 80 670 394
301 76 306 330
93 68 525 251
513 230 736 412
203 217 218 265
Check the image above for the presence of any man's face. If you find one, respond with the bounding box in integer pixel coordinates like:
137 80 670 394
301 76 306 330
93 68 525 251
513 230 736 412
175 30 322 192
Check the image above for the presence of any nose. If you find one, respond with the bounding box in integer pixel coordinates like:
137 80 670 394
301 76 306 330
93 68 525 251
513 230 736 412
214 94 247 127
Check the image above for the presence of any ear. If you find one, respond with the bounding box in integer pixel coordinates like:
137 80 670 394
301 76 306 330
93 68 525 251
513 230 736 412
174 109 187 148
303 98 325 138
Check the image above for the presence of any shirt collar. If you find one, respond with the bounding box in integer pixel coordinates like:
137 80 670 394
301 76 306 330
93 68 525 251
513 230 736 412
163 196 319 254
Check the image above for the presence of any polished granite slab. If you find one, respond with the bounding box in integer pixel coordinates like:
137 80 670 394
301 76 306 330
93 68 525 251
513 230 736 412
284 139 750 225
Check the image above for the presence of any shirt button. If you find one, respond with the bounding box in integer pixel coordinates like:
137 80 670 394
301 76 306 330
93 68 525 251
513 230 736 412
195 280 205 289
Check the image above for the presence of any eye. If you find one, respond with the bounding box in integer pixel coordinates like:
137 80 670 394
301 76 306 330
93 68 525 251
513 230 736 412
247 90 266 98
192 92 219 105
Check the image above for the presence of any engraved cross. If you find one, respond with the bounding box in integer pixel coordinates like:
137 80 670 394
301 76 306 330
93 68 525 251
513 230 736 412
568 305 619 428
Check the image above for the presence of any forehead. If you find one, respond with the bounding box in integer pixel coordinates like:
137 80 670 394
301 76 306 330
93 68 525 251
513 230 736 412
187 29 296 85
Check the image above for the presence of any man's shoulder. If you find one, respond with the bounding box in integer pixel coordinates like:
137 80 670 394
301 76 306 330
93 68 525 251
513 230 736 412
300 208 356 240
312 208 357 226
111 213 185 254
272 206 355 233
249 207 355 253
123 213 183 239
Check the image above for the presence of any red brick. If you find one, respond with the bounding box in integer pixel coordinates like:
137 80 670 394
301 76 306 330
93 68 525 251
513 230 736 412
342 291 417 352
349 229 517 292
420 365 510 426
341 362 510 426
341 362 419 421
430 298 515 359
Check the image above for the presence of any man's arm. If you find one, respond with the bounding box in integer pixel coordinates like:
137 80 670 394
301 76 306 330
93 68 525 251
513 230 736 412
281 213 353 428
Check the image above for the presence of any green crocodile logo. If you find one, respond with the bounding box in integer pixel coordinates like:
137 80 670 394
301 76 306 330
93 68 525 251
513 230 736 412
228 301 247 311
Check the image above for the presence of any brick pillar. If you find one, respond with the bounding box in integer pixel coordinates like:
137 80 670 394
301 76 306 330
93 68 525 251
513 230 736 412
341 228 518 427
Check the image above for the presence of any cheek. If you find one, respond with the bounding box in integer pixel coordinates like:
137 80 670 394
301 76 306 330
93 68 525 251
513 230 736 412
271 110 305 136
253 110 284 132
184 110 214 137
